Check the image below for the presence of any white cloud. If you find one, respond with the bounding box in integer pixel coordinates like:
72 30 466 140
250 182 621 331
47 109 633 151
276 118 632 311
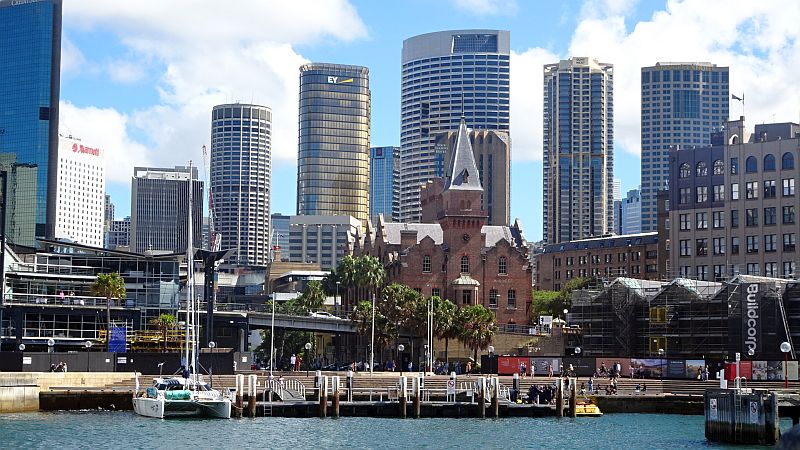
511 0 800 162
60 0 368 184
60 35 86 75
452 0 518 16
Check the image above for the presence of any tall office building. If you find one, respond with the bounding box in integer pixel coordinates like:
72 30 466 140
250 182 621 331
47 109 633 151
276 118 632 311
107 216 130 250
620 188 642 235
130 166 202 254
54 135 105 247
289 215 361 271
270 213 291 259
436 129 510 225
640 62 729 232
0 0 62 246
369 146 398 223
104 194 114 228
297 63 370 224
399 30 510 223
543 57 614 244
211 103 272 266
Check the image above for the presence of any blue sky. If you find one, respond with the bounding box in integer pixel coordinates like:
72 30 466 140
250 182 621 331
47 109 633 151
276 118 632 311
58 0 800 242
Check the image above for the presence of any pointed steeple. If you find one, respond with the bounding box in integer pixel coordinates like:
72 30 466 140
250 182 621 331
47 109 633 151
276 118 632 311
444 117 483 192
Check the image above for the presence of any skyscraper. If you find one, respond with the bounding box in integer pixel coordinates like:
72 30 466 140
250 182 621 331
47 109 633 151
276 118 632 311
297 63 370 224
369 146 398 223
0 0 62 246
620 188 642 235
399 30 510 223
640 63 729 232
543 57 614 244
130 166 202 254
54 135 105 247
210 103 272 266
437 129 510 225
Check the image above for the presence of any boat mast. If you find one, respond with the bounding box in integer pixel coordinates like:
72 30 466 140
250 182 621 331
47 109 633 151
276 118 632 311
186 161 196 383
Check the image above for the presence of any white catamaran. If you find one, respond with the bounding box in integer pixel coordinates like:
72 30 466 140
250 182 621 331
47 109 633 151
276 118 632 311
133 162 232 419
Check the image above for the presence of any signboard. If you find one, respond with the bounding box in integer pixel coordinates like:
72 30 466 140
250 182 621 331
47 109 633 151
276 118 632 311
709 398 718 420
741 283 762 357
22 357 32 365
446 379 455 395
749 401 759 424
108 326 127 353
116 357 127 364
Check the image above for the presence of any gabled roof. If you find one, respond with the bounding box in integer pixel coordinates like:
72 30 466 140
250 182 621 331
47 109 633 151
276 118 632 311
444 118 483 192
483 226 518 247
382 223 443 245
667 278 724 299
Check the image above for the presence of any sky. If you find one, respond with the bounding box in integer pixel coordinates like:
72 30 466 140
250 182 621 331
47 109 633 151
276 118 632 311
58 0 800 242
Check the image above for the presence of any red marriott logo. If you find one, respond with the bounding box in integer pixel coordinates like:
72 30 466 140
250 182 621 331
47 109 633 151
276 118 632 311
72 143 100 156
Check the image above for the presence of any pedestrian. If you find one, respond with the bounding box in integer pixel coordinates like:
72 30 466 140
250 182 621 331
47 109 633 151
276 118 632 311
455 360 461 375
519 361 526 378
547 362 553 378
702 365 710 381
290 354 296 372
408 361 413 373
465 361 472 376
629 365 635 379
588 377 594 393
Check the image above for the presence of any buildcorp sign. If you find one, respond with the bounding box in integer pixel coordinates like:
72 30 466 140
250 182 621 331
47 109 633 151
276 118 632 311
741 283 762 357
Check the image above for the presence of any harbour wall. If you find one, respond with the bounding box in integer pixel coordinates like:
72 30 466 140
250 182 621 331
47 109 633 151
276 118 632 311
0 372 137 413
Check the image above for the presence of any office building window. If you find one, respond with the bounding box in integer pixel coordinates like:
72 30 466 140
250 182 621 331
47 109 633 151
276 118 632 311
680 266 691 277
731 183 739 200
432 288 441 298
680 240 691 256
731 237 740 254
731 210 739 227
714 265 725 280
696 161 708 176
679 188 691 204
764 154 776 171
679 214 690 231
746 181 758 199
713 159 724 175
746 262 760 275
696 265 708 281
713 237 725 255
765 234 777 252
696 238 708 256
730 157 739 174
679 163 691 178
784 206 796 224
488 289 498 309
785 233 796 252
696 212 708 229
460 255 470 274
784 178 795 196
507 290 516 310
713 184 725 201
422 255 431 273
696 186 708 203
784 261 796 277
746 208 758 226
712 211 724 228
746 235 759 253
783 152 795 170
461 290 472 306
764 207 777 225
764 180 776 198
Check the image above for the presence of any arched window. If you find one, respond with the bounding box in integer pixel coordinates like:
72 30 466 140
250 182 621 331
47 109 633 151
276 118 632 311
679 163 691 178
696 161 708 176
713 159 724 175
498 257 507 275
746 156 758 173
783 152 795 170
764 154 776 171
460 255 470 274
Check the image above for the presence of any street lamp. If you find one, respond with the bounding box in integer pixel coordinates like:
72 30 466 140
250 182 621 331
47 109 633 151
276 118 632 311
335 281 341 317
658 348 665 380
563 308 569 325
18 343 25 352
781 341 792 389
398 344 405 376
84 341 93 372
575 347 582 378
488 345 495 375
305 342 312 377
47 338 55 370
208 341 216 388
370 293 376 374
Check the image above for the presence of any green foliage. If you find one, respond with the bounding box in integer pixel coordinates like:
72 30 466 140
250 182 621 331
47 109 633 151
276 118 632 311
92 272 126 327
297 280 326 314
149 313 177 351
457 304 497 361
431 296 458 341
531 277 595 319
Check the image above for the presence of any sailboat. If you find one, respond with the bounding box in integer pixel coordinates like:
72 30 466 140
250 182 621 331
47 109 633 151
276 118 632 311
133 162 232 419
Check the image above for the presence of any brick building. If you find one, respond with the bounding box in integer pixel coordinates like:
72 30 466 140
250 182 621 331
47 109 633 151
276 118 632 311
357 119 532 324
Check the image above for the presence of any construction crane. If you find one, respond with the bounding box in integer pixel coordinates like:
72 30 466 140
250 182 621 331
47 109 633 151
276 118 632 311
201 144 221 252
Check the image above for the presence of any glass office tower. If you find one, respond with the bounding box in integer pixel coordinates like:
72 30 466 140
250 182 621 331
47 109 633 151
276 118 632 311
640 62 729 232
543 57 614 244
211 103 272 266
0 0 62 246
369 146 398 223
297 63 370 225
399 30 510 223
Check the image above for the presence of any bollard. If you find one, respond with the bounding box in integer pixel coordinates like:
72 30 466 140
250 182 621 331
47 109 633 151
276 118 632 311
248 375 257 417
512 372 520 401
476 378 486 418
319 375 328 418
234 374 244 418
398 376 408 419
491 377 499 418
347 370 354 402
555 378 564 417
332 376 340 419
450 371 457 403
412 376 422 418
569 379 577 418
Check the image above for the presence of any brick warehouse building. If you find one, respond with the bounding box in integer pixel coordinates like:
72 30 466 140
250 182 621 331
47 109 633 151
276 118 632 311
357 119 532 324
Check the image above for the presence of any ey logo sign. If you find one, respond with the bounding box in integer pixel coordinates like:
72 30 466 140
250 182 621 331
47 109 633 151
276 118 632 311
327 76 354 84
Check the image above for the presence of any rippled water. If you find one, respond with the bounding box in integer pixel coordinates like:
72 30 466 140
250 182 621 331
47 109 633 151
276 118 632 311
0 411 788 449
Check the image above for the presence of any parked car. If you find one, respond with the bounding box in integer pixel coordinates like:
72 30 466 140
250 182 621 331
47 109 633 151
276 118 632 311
310 311 340 319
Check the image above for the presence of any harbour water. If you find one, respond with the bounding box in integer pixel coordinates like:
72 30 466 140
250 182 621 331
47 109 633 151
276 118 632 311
1 411 794 449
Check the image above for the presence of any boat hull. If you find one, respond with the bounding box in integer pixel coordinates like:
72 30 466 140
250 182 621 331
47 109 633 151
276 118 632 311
133 396 231 419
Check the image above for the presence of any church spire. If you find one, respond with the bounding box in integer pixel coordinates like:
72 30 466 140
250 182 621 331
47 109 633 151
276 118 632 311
444 117 483 192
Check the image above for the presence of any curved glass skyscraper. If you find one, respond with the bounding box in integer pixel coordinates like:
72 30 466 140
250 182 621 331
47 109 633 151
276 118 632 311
399 30 510 223
297 63 370 224
210 103 272 266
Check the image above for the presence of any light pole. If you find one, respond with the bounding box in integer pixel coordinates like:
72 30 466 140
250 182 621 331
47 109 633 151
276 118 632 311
84 341 92 372
335 281 341 317
781 341 792 389
398 344 405 376
305 342 312 377
268 231 284 377
208 341 216 388
47 338 55 370
563 308 569 325
658 348 665 380
370 292 376 375
575 347 582 378
428 295 434 372
488 345 495 375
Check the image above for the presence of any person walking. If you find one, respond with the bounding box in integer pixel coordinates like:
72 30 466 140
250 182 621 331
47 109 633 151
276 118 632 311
290 354 296 372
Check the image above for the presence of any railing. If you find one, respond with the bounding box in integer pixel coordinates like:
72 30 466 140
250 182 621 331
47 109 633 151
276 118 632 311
7 262 97 276
265 378 307 399
3 293 118 307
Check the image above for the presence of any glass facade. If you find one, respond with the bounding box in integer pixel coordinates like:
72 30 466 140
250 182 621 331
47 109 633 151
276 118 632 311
399 30 510 223
369 146 398 222
211 104 272 266
0 0 62 246
640 63 729 232
543 57 614 244
297 63 370 224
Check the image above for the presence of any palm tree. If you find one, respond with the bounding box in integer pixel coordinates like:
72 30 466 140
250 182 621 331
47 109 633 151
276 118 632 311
150 313 176 351
355 255 385 302
298 280 326 315
457 304 497 363
337 255 357 309
431 296 458 362
92 272 126 335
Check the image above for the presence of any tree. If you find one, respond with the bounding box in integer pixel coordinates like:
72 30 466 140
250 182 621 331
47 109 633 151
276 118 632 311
149 313 176 351
531 290 562 320
457 304 497 363
297 280 326 315
431 296 458 362
355 255 385 304
92 272 126 333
